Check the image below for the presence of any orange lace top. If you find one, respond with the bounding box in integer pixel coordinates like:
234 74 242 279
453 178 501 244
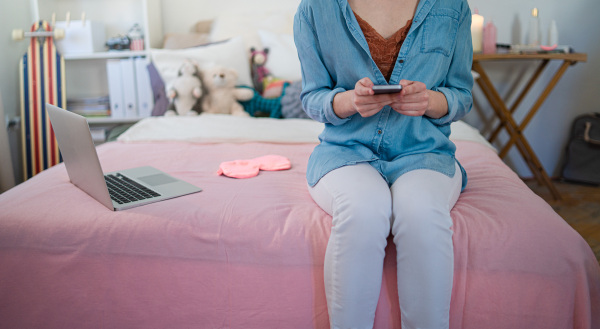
354 12 412 81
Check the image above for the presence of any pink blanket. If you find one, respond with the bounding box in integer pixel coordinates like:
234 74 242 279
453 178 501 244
0 140 598 328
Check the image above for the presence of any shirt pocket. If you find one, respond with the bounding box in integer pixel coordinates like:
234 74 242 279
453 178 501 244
420 8 460 57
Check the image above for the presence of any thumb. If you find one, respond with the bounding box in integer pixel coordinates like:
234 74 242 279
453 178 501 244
359 77 374 88
356 77 374 95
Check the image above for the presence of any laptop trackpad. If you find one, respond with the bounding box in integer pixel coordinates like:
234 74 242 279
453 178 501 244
138 173 177 186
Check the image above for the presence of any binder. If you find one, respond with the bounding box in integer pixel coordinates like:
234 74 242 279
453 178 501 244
106 59 125 118
120 58 138 118
134 57 154 118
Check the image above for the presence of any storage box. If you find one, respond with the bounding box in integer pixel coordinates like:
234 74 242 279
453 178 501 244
55 20 106 54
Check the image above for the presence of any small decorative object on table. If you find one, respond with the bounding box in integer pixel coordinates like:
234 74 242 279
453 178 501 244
471 9 484 53
528 8 541 46
483 19 497 54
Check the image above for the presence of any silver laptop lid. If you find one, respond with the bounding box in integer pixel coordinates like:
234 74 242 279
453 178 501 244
46 104 114 210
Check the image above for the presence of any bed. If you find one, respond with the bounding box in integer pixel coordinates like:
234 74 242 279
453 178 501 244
0 114 599 329
2 5 600 326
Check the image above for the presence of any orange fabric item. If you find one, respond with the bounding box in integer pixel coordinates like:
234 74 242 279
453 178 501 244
354 12 412 81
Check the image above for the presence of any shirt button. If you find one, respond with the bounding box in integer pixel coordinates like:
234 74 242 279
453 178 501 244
377 129 382 134
399 59 404 63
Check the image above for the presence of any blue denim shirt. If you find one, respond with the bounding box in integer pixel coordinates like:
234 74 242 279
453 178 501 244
294 0 473 190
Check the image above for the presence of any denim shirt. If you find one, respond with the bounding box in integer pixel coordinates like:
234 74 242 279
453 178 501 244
294 0 474 190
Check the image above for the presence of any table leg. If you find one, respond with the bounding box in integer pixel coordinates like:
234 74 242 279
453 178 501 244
499 60 573 158
488 60 549 143
474 65 545 185
472 61 562 201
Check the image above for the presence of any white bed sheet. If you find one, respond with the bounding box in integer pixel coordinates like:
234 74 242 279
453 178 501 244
118 114 496 151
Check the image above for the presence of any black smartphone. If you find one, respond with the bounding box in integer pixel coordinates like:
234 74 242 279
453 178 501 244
372 85 403 94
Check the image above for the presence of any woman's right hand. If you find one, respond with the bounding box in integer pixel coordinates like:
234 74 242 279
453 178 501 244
333 77 394 118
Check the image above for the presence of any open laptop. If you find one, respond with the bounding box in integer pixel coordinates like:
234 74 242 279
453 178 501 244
46 104 202 211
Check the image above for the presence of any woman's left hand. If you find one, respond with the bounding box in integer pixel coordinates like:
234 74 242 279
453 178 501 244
389 80 449 119
389 80 429 116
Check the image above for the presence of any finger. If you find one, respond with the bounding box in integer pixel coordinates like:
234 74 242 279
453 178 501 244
392 107 427 117
356 77 374 96
395 91 429 104
398 110 426 117
400 80 426 96
391 101 428 115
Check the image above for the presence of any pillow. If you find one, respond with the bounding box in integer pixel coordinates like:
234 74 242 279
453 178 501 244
258 30 302 82
149 36 252 88
162 33 211 49
194 19 214 34
281 80 310 119
146 62 169 116
209 10 294 50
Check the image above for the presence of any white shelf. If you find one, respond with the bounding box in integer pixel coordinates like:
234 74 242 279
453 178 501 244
63 50 148 60
86 117 146 124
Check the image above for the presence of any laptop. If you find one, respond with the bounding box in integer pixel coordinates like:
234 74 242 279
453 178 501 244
46 104 202 211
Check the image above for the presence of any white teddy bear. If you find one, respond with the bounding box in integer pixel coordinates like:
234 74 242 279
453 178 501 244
201 66 253 116
165 60 202 116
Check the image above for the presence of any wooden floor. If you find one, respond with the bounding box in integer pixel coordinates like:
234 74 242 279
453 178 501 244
525 179 600 265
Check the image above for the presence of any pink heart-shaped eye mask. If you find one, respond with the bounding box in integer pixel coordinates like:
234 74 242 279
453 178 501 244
217 155 291 178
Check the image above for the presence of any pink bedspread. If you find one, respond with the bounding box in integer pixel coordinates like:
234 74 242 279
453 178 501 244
0 140 598 328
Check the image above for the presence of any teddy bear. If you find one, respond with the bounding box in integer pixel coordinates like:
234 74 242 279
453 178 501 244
250 47 271 94
165 60 203 116
201 66 254 116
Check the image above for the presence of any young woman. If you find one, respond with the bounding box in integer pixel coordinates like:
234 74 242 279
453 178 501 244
294 0 474 328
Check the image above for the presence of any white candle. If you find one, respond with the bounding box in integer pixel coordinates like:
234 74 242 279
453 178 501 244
528 8 540 46
471 10 484 53
548 20 558 46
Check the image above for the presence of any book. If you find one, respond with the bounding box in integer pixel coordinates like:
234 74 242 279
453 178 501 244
134 57 153 118
120 58 138 118
106 59 125 118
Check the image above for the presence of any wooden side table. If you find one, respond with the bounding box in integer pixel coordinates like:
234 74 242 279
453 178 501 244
472 52 587 201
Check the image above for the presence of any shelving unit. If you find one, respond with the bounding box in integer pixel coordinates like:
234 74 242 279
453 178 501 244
31 0 164 142
62 50 148 60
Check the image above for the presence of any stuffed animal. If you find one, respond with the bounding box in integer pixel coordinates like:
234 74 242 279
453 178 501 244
165 60 202 116
250 47 271 94
239 83 289 118
201 66 254 116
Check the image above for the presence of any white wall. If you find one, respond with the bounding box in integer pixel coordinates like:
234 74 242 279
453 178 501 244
466 0 600 177
0 0 33 186
159 0 300 34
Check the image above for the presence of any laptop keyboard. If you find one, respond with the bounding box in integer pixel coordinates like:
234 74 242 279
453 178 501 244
105 173 161 205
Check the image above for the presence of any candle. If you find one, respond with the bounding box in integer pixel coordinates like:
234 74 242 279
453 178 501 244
483 20 497 54
548 20 558 46
471 9 484 53
528 8 540 46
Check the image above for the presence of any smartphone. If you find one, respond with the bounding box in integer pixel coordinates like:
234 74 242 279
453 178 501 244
372 85 403 94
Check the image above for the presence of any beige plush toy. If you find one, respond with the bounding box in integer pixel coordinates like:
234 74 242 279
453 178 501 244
201 66 253 116
165 60 202 116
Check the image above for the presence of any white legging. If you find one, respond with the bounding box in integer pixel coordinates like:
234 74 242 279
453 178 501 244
308 162 462 329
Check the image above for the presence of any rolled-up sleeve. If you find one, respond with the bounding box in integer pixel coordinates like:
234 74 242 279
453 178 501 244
429 4 473 126
294 8 350 126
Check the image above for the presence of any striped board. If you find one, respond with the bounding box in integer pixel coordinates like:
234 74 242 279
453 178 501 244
19 20 66 180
